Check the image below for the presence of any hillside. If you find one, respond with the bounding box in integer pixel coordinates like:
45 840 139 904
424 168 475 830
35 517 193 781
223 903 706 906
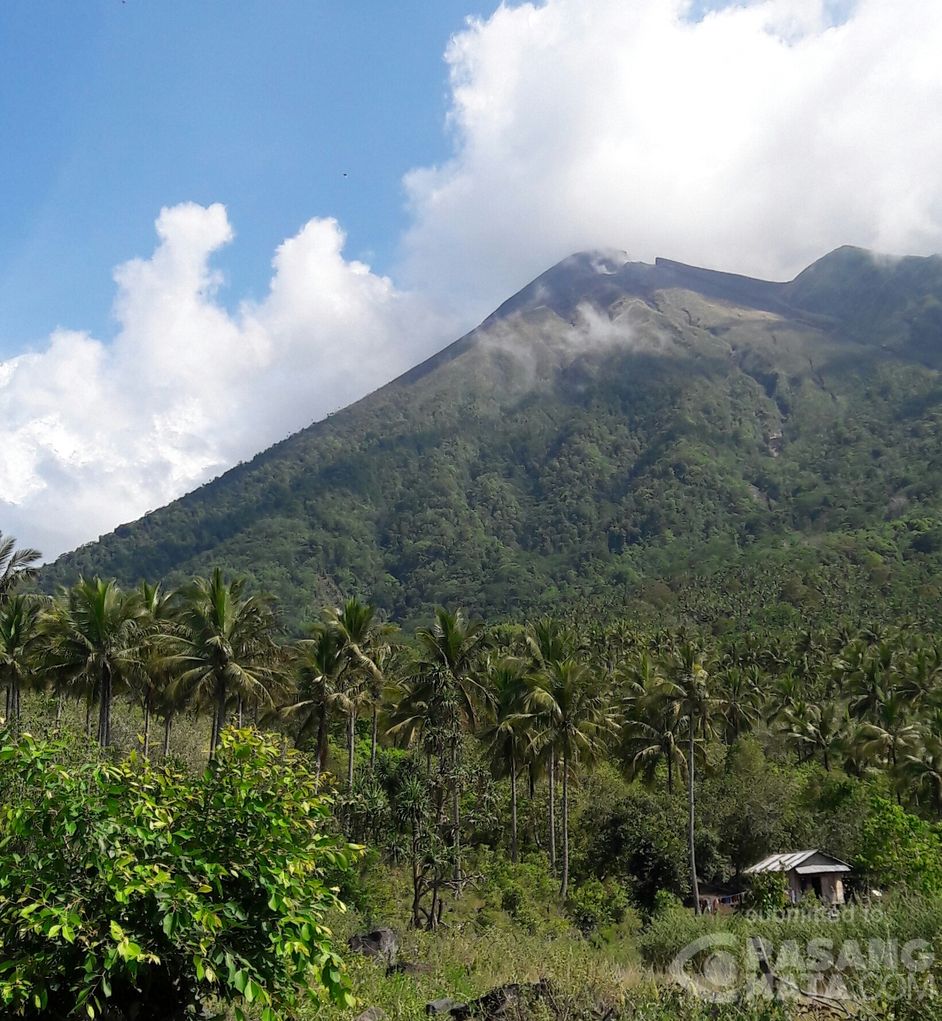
42 246 942 631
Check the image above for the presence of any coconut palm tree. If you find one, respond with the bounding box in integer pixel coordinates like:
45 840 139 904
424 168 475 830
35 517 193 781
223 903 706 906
901 729 942 816
898 643 942 711
524 618 574 872
284 621 347 775
527 657 618 897
782 700 847 772
44 578 145 747
392 608 488 887
171 569 283 760
128 581 179 758
0 531 40 603
660 642 712 914
480 656 529 862
619 651 688 794
856 693 920 771
0 594 46 732
324 598 398 777
715 665 762 744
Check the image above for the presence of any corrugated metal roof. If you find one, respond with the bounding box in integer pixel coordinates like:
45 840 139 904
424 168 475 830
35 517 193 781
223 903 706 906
745 851 819 874
744 850 851 874
795 864 850 875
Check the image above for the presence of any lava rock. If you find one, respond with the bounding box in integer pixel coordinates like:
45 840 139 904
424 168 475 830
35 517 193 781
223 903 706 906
348 927 400 966
426 998 462 1015
450 979 555 1019
354 1009 387 1021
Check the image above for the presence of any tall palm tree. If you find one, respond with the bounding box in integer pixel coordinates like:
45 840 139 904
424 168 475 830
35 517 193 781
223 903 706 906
715 665 762 744
661 642 712 915
0 594 46 733
898 643 942 711
392 608 488 887
44 578 144 747
480 656 529 862
128 582 179 758
0 531 40 603
286 621 347 775
171 568 283 760
524 618 574 873
783 701 848 772
901 730 942 816
856 693 919 771
324 598 398 777
527 657 618 898
620 652 687 794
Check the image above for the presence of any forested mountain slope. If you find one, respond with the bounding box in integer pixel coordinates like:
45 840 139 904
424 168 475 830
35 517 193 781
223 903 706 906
42 246 942 631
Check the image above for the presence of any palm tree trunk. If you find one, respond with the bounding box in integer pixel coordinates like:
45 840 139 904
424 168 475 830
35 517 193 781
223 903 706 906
371 704 379 769
10 677 21 734
346 710 357 788
142 701 151 759
510 760 519 864
85 693 93 738
452 733 463 892
162 713 173 759
316 705 329 777
210 675 226 760
548 754 557 874
560 749 570 898
237 698 244 728
667 754 674 795
347 709 356 790
689 723 701 915
98 665 112 748
56 691 64 729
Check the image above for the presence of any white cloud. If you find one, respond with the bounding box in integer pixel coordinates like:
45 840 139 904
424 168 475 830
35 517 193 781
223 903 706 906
0 204 450 557
400 0 942 315
5 0 942 558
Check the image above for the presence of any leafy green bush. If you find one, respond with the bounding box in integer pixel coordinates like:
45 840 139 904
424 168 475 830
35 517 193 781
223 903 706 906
744 872 789 914
0 728 357 1020
856 796 942 894
567 878 630 935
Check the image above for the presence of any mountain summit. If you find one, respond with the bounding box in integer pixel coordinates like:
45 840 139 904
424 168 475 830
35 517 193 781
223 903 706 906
43 248 942 629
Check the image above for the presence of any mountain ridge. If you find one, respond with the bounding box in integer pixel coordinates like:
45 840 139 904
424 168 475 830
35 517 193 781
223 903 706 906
41 246 942 632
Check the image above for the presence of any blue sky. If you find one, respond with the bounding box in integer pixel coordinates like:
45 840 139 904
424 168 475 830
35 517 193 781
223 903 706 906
2 0 940 557
0 0 491 355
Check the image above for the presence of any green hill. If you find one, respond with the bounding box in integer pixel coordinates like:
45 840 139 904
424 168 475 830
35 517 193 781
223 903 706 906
42 246 942 632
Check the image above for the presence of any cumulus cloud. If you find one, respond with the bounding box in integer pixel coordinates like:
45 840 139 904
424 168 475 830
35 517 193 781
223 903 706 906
401 0 942 314
5 0 942 557
0 204 449 557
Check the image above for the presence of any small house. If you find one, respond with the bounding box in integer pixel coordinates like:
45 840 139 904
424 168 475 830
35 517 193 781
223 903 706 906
744 850 851 906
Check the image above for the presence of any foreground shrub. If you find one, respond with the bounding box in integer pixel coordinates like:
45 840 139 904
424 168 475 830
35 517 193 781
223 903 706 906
0 727 357 1020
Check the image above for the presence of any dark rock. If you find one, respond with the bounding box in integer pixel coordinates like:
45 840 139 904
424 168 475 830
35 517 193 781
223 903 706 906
349 927 400 965
426 998 462 1015
450 980 555 1019
387 960 433 976
354 1009 387 1021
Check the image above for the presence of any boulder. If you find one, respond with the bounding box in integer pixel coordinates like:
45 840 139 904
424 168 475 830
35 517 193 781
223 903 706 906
354 1009 387 1021
450 979 555 1019
348 927 399 966
426 998 462 1015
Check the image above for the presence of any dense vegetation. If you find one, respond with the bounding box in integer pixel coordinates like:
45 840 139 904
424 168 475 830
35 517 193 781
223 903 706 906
8 525 942 1018
40 247 942 632
12 245 942 1018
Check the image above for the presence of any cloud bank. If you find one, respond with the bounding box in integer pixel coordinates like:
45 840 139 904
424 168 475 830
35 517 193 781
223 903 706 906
0 204 448 556
4 0 942 557
402 0 942 312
